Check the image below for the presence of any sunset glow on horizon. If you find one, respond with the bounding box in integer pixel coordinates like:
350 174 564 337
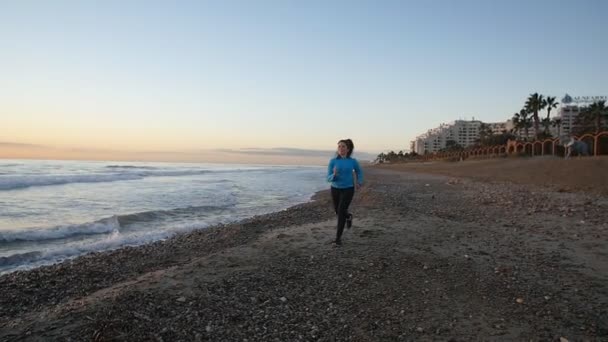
1 0 606 164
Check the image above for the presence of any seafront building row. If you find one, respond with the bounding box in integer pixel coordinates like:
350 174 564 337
410 94 588 155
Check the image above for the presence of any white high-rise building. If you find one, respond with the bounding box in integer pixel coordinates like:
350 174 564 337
556 93 608 137
556 104 581 137
412 120 483 154
508 118 539 140
487 122 509 135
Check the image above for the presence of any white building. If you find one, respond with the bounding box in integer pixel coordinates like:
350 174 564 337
556 104 581 137
507 118 539 140
487 121 512 135
556 94 608 137
412 120 483 154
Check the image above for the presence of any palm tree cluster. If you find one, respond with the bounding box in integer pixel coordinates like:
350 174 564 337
512 94 607 140
441 140 464 152
374 150 418 164
573 100 608 135
473 124 515 147
511 93 558 140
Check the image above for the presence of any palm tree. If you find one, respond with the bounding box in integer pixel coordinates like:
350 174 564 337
541 117 552 136
445 140 463 151
551 117 563 138
543 96 558 134
522 112 533 140
525 93 546 138
583 100 608 133
513 109 532 140
477 123 494 146
374 152 387 164
544 96 558 119
511 112 522 137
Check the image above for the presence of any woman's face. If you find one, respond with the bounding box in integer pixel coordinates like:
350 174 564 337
337 142 348 157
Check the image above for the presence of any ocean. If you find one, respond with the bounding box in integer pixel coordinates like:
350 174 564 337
0 159 327 274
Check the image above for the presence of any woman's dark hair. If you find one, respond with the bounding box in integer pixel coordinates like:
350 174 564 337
338 139 355 158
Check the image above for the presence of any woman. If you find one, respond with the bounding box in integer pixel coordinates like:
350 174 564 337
327 139 363 246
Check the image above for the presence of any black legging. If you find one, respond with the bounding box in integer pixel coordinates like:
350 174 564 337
331 186 354 242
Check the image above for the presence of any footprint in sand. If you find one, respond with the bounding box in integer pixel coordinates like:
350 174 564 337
276 233 291 239
359 229 378 238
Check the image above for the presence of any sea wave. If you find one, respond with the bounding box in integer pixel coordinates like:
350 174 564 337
105 165 157 170
0 173 143 190
0 171 210 191
0 168 275 191
0 216 120 243
0 230 127 268
0 251 44 267
0 221 213 270
0 204 233 243
116 205 230 226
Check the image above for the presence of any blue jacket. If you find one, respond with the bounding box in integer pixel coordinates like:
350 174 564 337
327 156 363 189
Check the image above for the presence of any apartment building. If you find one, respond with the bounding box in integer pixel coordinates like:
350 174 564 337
487 121 512 135
557 94 608 136
412 120 482 154
507 118 540 140
556 105 581 137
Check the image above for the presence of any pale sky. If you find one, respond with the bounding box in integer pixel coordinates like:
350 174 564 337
1 0 606 163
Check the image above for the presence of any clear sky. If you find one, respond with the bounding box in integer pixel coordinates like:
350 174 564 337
1 0 606 164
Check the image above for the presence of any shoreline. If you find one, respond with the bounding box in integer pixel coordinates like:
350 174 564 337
0 188 335 320
0 188 330 276
2 166 607 340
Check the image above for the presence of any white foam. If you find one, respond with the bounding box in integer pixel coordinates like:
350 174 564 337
0 222 213 273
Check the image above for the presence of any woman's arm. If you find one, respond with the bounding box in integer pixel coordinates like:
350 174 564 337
327 159 336 182
353 159 363 185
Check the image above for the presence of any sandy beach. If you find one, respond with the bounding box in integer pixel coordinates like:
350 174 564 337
1 158 607 341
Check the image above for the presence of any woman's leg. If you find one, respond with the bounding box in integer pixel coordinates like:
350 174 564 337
346 212 353 229
330 186 340 215
336 187 355 243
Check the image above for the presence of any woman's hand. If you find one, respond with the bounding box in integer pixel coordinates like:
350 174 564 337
333 166 338 177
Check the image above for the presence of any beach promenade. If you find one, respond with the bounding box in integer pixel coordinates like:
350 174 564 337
1 158 607 341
